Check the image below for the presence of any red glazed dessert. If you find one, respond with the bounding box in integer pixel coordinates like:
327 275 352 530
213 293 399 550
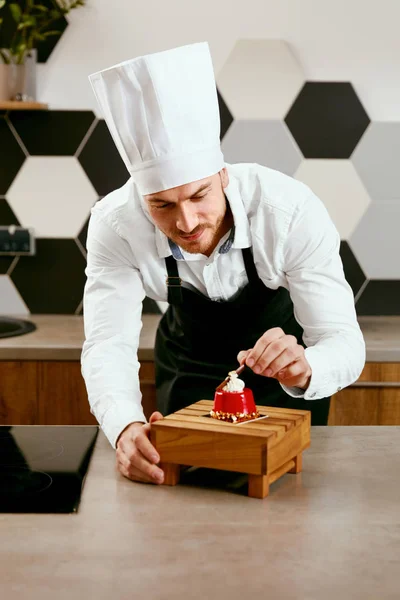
210 387 260 423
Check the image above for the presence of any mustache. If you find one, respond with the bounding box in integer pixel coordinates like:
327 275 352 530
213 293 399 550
175 224 208 238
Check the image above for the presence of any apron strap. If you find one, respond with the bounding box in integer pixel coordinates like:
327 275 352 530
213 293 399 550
242 247 260 283
165 255 183 304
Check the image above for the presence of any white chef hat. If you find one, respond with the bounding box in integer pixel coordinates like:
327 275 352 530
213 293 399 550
88 42 225 195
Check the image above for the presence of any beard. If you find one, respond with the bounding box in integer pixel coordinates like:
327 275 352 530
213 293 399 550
168 215 227 256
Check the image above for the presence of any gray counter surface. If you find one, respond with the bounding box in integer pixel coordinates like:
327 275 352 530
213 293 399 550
0 427 399 599
0 314 399 362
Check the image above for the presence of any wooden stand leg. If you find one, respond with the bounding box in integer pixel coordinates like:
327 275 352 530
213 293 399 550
160 462 180 486
248 474 270 499
289 453 302 474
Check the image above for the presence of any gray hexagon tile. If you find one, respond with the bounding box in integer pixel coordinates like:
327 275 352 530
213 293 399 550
217 40 304 120
349 203 400 280
7 157 98 238
340 241 367 298
351 123 400 201
0 275 29 315
295 160 372 240
222 120 302 175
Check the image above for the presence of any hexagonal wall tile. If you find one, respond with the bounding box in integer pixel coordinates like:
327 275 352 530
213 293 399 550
222 120 302 175
7 157 98 238
294 160 371 240
339 241 367 298
0 198 20 226
78 120 130 197
285 83 370 159
349 203 400 280
11 239 86 314
356 281 400 316
0 0 68 63
0 117 26 195
0 275 29 315
351 123 400 201
217 40 304 120
9 111 96 156
217 89 234 140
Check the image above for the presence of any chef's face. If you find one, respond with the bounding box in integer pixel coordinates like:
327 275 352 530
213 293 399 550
144 168 231 256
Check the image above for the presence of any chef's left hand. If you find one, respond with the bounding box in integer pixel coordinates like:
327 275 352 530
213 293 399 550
237 327 312 390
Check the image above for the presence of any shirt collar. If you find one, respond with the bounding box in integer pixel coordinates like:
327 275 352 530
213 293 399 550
154 166 251 259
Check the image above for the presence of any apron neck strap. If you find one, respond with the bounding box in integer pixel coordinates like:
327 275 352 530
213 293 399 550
165 255 183 304
242 247 259 283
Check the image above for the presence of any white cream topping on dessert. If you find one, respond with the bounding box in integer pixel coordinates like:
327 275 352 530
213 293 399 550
223 371 245 392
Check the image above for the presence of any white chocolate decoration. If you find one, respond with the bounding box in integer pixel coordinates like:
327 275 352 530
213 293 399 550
223 371 245 392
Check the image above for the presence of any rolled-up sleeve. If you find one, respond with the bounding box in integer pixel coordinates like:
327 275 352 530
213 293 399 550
281 192 366 400
81 212 147 448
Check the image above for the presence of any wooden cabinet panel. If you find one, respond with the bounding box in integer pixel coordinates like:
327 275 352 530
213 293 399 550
0 362 38 425
139 362 157 419
37 361 97 425
379 389 400 424
328 388 380 425
358 363 400 382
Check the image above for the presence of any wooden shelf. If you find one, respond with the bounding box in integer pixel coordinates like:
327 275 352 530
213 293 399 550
0 101 48 110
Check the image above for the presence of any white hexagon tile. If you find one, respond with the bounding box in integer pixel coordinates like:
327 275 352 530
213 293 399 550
7 157 98 238
349 203 400 280
0 275 29 315
352 123 400 201
222 120 302 175
217 40 304 120
294 160 372 240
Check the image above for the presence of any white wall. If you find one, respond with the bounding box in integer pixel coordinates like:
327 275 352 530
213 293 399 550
38 0 400 120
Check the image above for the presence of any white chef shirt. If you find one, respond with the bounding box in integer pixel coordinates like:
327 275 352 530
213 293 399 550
81 162 366 448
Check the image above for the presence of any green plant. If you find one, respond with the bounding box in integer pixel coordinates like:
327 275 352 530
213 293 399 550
0 0 85 65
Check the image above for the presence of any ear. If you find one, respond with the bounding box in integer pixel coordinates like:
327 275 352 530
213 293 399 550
219 167 229 190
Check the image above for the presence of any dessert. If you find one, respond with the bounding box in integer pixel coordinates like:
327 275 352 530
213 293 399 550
210 371 260 423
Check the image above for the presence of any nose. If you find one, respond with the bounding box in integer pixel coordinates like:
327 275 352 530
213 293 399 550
176 203 199 233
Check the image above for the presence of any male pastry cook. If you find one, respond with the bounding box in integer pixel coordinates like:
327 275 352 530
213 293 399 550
82 42 365 485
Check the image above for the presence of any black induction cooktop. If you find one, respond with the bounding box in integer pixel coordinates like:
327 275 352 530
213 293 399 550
0 425 99 514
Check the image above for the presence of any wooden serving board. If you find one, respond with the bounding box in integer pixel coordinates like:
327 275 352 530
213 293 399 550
150 400 311 498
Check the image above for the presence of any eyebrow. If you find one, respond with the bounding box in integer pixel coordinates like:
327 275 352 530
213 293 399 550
148 182 212 203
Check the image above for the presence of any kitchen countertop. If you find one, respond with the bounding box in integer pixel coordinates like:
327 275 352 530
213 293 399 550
0 427 399 599
0 314 399 362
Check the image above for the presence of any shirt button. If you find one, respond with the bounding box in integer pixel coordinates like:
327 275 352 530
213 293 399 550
309 392 316 398
337 387 342 392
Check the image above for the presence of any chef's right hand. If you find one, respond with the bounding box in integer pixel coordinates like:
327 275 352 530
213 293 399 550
115 411 165 484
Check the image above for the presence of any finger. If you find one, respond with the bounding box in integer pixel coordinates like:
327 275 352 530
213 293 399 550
117 460 160 484
245 328 285 368
261 345 303 377
130 447 164 482
117 442 164 483
136 431 160 464
237 349 251 364
277 361 305 381
149 411 164 424
253 335 299 377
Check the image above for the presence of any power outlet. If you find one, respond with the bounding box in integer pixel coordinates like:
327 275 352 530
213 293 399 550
0 226 36 256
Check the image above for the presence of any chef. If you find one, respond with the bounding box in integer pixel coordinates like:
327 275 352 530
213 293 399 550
82 42 365 485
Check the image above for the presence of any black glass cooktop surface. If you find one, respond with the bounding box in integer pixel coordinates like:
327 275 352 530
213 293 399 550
0 425 99 514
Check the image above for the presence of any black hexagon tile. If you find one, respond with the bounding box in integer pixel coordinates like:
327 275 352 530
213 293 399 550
285 82 370 158
78 120 130 197
339 241 367 297
356 280 400 316
0 198 20 226
11 239 87 314
0 0 68 63
217 89 234 140
9 111 96 156
0 117 26 195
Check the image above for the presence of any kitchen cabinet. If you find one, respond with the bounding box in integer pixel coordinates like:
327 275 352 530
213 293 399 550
1 360 399 426
328 363 400 425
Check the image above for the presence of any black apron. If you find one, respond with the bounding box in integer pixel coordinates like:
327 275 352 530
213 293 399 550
154 247 330 425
